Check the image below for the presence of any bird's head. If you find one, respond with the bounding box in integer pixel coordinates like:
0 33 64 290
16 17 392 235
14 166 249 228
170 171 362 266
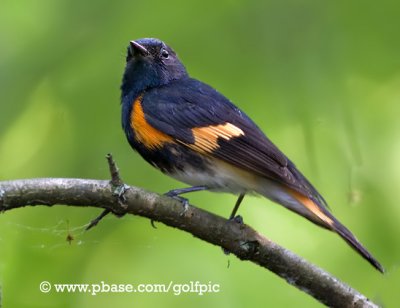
121 38 188 95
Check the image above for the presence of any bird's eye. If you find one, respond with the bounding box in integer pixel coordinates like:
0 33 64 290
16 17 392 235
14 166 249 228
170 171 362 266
161 49 169 59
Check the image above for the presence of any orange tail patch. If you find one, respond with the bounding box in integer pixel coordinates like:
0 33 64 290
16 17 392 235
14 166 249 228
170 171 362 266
287 188 334 228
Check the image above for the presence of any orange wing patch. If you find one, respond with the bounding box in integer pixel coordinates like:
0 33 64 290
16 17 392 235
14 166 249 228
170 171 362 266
188 123 244 153
131 96 173 149
288 188 334 227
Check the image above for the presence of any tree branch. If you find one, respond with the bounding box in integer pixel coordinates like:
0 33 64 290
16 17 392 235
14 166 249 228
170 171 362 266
0 177 378 307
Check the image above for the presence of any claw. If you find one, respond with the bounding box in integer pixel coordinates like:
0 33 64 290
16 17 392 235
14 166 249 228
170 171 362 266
180 200 189 216
231 215 244 225
222 215 245 255
222 247 230 255
165 193 189 216
163 186 207 215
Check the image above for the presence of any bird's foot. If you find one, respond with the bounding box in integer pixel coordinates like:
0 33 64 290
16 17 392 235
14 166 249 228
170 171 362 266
230 215 244 225
164 191 189 216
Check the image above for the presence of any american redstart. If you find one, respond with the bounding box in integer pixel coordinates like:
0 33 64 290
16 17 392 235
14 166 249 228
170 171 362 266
121 38 384 273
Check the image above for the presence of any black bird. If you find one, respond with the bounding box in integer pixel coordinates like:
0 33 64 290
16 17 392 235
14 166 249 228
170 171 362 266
120 37 384 273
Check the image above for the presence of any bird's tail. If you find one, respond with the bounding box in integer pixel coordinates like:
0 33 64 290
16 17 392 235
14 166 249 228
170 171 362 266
331 217 384 273
282 188 384 273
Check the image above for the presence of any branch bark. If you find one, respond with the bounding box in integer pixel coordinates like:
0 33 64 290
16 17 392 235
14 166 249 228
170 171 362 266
0 178 378 307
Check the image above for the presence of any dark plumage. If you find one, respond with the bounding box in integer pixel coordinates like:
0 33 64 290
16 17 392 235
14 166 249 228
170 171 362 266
121 38 384 273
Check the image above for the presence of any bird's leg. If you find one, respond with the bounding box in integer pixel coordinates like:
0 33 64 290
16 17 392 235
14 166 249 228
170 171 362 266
223 193 246 255
229 193 246 223
165 185 209 196
150 186 208 228
164 186 208 207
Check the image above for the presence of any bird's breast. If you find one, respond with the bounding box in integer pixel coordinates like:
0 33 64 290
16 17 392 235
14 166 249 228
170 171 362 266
130 95 174 149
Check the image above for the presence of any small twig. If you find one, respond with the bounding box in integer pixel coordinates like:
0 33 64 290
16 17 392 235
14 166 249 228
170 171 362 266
86 154 127 230
85 208 111 231
106 153 123 186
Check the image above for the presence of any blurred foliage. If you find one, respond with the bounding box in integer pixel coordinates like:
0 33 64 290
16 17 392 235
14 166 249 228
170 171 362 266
1 0 399 307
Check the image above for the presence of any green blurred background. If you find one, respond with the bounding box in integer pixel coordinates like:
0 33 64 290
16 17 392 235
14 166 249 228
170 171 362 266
1 0 399 307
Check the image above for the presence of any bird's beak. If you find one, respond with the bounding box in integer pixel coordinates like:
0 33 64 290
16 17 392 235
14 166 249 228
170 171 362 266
129 41 149 57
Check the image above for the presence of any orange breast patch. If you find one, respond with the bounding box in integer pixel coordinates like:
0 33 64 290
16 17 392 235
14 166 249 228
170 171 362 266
130 96 173 149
